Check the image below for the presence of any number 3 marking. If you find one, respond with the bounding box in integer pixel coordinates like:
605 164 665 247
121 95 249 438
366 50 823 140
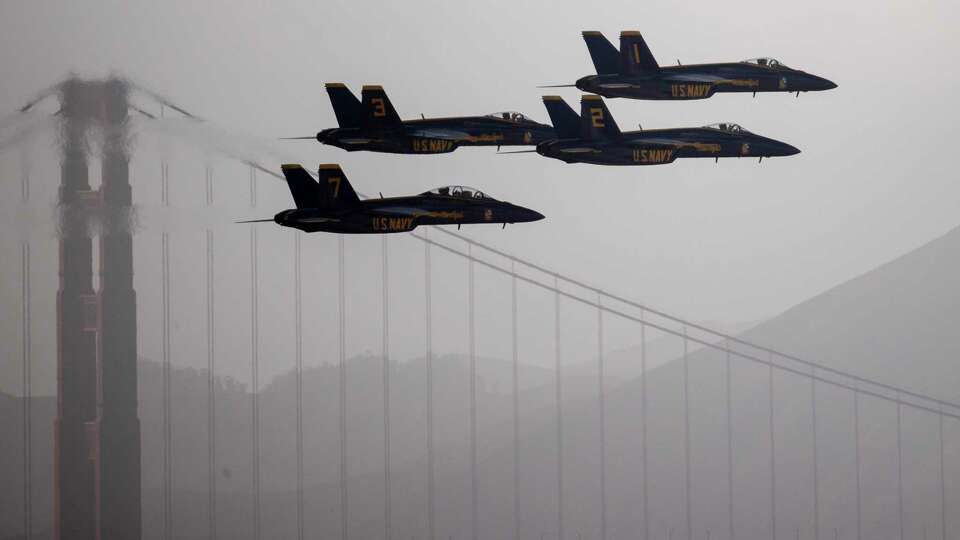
371 98 386 118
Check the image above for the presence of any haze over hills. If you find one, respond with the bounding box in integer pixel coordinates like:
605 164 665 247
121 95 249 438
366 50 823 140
3 225 960 540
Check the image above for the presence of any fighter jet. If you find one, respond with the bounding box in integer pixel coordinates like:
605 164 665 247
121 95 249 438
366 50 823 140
239 164 544 234
544 31 836 100
527 95 799 166
286 83 556 154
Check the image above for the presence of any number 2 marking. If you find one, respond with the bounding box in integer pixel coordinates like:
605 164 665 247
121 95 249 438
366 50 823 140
590 107 605 128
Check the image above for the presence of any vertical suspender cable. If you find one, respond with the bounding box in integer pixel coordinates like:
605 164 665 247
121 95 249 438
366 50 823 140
206 165 214 206
939 406 946 540
162 233 172 540
295 233 304 540
555 275 563 540
769 355 777 540
207 229 217 540
598 293 606 540
511 259 520 540
641 311 649 540
854 391 861 540
683 327 691 540
22 242 32 540
469 245 478 540
811 367 819 540
726 342 734 540
383 236 391 540
249 165 257 209
251 228 261 540
20 146 30 202
896 391 904 540
339 236 349 540
425 229 435 540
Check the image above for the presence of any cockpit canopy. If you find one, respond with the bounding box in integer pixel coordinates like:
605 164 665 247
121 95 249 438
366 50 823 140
704 123 751 134
423 185 494 200
742 57 789 69
486 111 532 123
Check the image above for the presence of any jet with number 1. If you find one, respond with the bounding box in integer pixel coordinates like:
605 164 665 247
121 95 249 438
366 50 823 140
545 31 836 100
285 83 556 155
527 94 799 166
238 164 544 234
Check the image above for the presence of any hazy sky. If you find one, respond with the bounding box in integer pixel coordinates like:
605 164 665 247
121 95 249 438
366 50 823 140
2 0 960 393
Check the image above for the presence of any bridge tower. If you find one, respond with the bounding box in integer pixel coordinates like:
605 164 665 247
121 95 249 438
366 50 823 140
53 76 141 540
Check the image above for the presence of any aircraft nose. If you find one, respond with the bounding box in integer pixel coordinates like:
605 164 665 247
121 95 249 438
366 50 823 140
780 142 801 156
520 207 545 222
806 74 837 91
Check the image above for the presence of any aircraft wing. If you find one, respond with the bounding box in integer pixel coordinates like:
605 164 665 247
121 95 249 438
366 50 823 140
299 217 342 223
626 137 685 146
662 73 729 83
407 128 473 141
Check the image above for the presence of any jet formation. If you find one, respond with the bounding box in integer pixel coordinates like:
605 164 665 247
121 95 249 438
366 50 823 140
259 29 836 232
288 83 556 154
240 164 544 234
529 94 799 166
543 31 837 100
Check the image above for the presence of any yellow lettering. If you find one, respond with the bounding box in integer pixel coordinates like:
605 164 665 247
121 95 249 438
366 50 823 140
328 176 341 198
633 43 642 65
372 98 386 118
590 107 604 128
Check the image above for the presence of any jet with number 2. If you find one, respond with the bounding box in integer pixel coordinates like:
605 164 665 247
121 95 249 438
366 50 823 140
545 31 836 100
238 164 544 234
285 83 556 155
526 94 799 166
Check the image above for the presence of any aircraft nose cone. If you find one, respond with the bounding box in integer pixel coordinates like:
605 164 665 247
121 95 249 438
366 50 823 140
807 74 837 91
520 208 545 222
781 143 801 156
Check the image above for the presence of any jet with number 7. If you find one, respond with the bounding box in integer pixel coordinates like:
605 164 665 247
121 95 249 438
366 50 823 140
238 164 544 234
543 31 836 100
521 94 799 166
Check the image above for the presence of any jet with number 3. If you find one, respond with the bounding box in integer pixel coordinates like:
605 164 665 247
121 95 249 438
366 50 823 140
543 31 836 100
284 84 556 154
516 95 799 166
238 164 544 234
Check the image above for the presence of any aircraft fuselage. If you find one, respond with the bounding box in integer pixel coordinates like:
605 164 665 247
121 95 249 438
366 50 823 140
274 194 544 234
577 63 836 100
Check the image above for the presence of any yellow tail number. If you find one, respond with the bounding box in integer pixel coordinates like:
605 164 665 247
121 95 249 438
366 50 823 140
590 107 605 128
328 176 341 198
371 98 386 118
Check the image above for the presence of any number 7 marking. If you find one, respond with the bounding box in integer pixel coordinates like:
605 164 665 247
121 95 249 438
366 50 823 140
328 176 341 198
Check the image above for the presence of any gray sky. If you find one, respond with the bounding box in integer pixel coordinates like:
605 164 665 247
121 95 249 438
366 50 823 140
2 0 960 393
